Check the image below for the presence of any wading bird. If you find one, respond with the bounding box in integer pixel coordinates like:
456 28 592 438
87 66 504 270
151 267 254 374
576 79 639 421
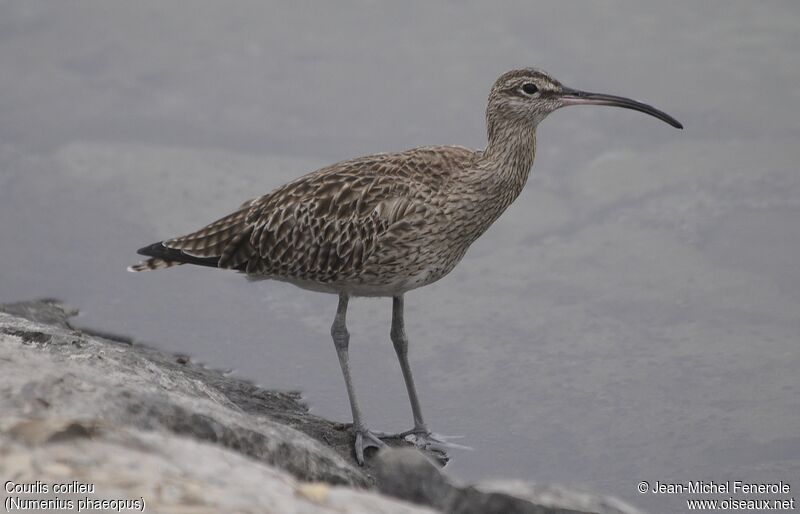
129 68 682 464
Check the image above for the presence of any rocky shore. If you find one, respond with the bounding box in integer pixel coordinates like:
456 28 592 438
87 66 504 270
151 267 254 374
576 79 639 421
0 300 644 513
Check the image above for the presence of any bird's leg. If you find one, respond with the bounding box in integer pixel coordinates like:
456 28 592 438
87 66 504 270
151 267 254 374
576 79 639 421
375 295 437 441
331 293 385 465
389 294 429 435
373 295 465 455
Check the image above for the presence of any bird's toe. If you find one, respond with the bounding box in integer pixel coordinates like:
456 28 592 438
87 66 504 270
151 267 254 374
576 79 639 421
354 428 387 465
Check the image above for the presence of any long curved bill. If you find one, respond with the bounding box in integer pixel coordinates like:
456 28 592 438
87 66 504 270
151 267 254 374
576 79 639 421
560 87 683 129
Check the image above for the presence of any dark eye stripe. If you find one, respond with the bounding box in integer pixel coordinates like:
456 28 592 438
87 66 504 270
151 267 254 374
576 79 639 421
521 83 539 95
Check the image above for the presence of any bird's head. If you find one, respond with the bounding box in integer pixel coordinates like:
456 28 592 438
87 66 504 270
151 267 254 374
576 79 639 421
487 67 683 135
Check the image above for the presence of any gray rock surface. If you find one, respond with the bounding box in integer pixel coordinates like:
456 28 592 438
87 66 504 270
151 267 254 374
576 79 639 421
376 450 646 514
0 300 647 513
0 299 367 487
1 419 436 514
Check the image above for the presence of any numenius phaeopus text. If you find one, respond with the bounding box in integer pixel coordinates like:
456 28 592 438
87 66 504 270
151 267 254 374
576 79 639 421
129 68 682 464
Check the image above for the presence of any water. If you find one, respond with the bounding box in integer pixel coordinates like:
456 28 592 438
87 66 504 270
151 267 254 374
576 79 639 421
1 2 798 512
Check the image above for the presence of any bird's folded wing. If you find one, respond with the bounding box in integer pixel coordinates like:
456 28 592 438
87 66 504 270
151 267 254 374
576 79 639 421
161 146 476 279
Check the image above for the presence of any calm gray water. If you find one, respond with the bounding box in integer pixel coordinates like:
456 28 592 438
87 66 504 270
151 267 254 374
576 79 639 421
1 2 798 512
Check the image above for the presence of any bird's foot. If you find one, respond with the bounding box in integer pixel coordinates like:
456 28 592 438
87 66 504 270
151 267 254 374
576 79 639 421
374 427 472 453
354 427 387 466
372 426 425 439
405 431 472 453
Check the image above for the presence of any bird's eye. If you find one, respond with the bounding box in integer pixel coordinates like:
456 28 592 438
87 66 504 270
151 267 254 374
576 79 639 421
521 83 539 95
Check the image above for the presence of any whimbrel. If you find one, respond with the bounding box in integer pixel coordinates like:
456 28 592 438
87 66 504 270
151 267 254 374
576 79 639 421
129 68 682 464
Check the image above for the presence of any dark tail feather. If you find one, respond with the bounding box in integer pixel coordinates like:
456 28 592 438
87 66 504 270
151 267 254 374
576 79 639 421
128 242 222 272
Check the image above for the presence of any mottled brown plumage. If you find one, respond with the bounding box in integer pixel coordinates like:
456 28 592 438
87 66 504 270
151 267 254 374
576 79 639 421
129 68 682 464
128 71 544 291
131 139 520 295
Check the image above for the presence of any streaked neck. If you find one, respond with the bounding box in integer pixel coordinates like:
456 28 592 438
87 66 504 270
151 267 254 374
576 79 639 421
479 119 537 194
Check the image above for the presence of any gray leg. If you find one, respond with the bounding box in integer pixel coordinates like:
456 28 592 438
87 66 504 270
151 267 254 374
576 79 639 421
390 294 428 433
383 295 461 454
331 293 385 464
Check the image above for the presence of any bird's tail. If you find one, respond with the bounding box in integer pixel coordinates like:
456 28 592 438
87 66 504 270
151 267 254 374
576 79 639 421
128 204 253 273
